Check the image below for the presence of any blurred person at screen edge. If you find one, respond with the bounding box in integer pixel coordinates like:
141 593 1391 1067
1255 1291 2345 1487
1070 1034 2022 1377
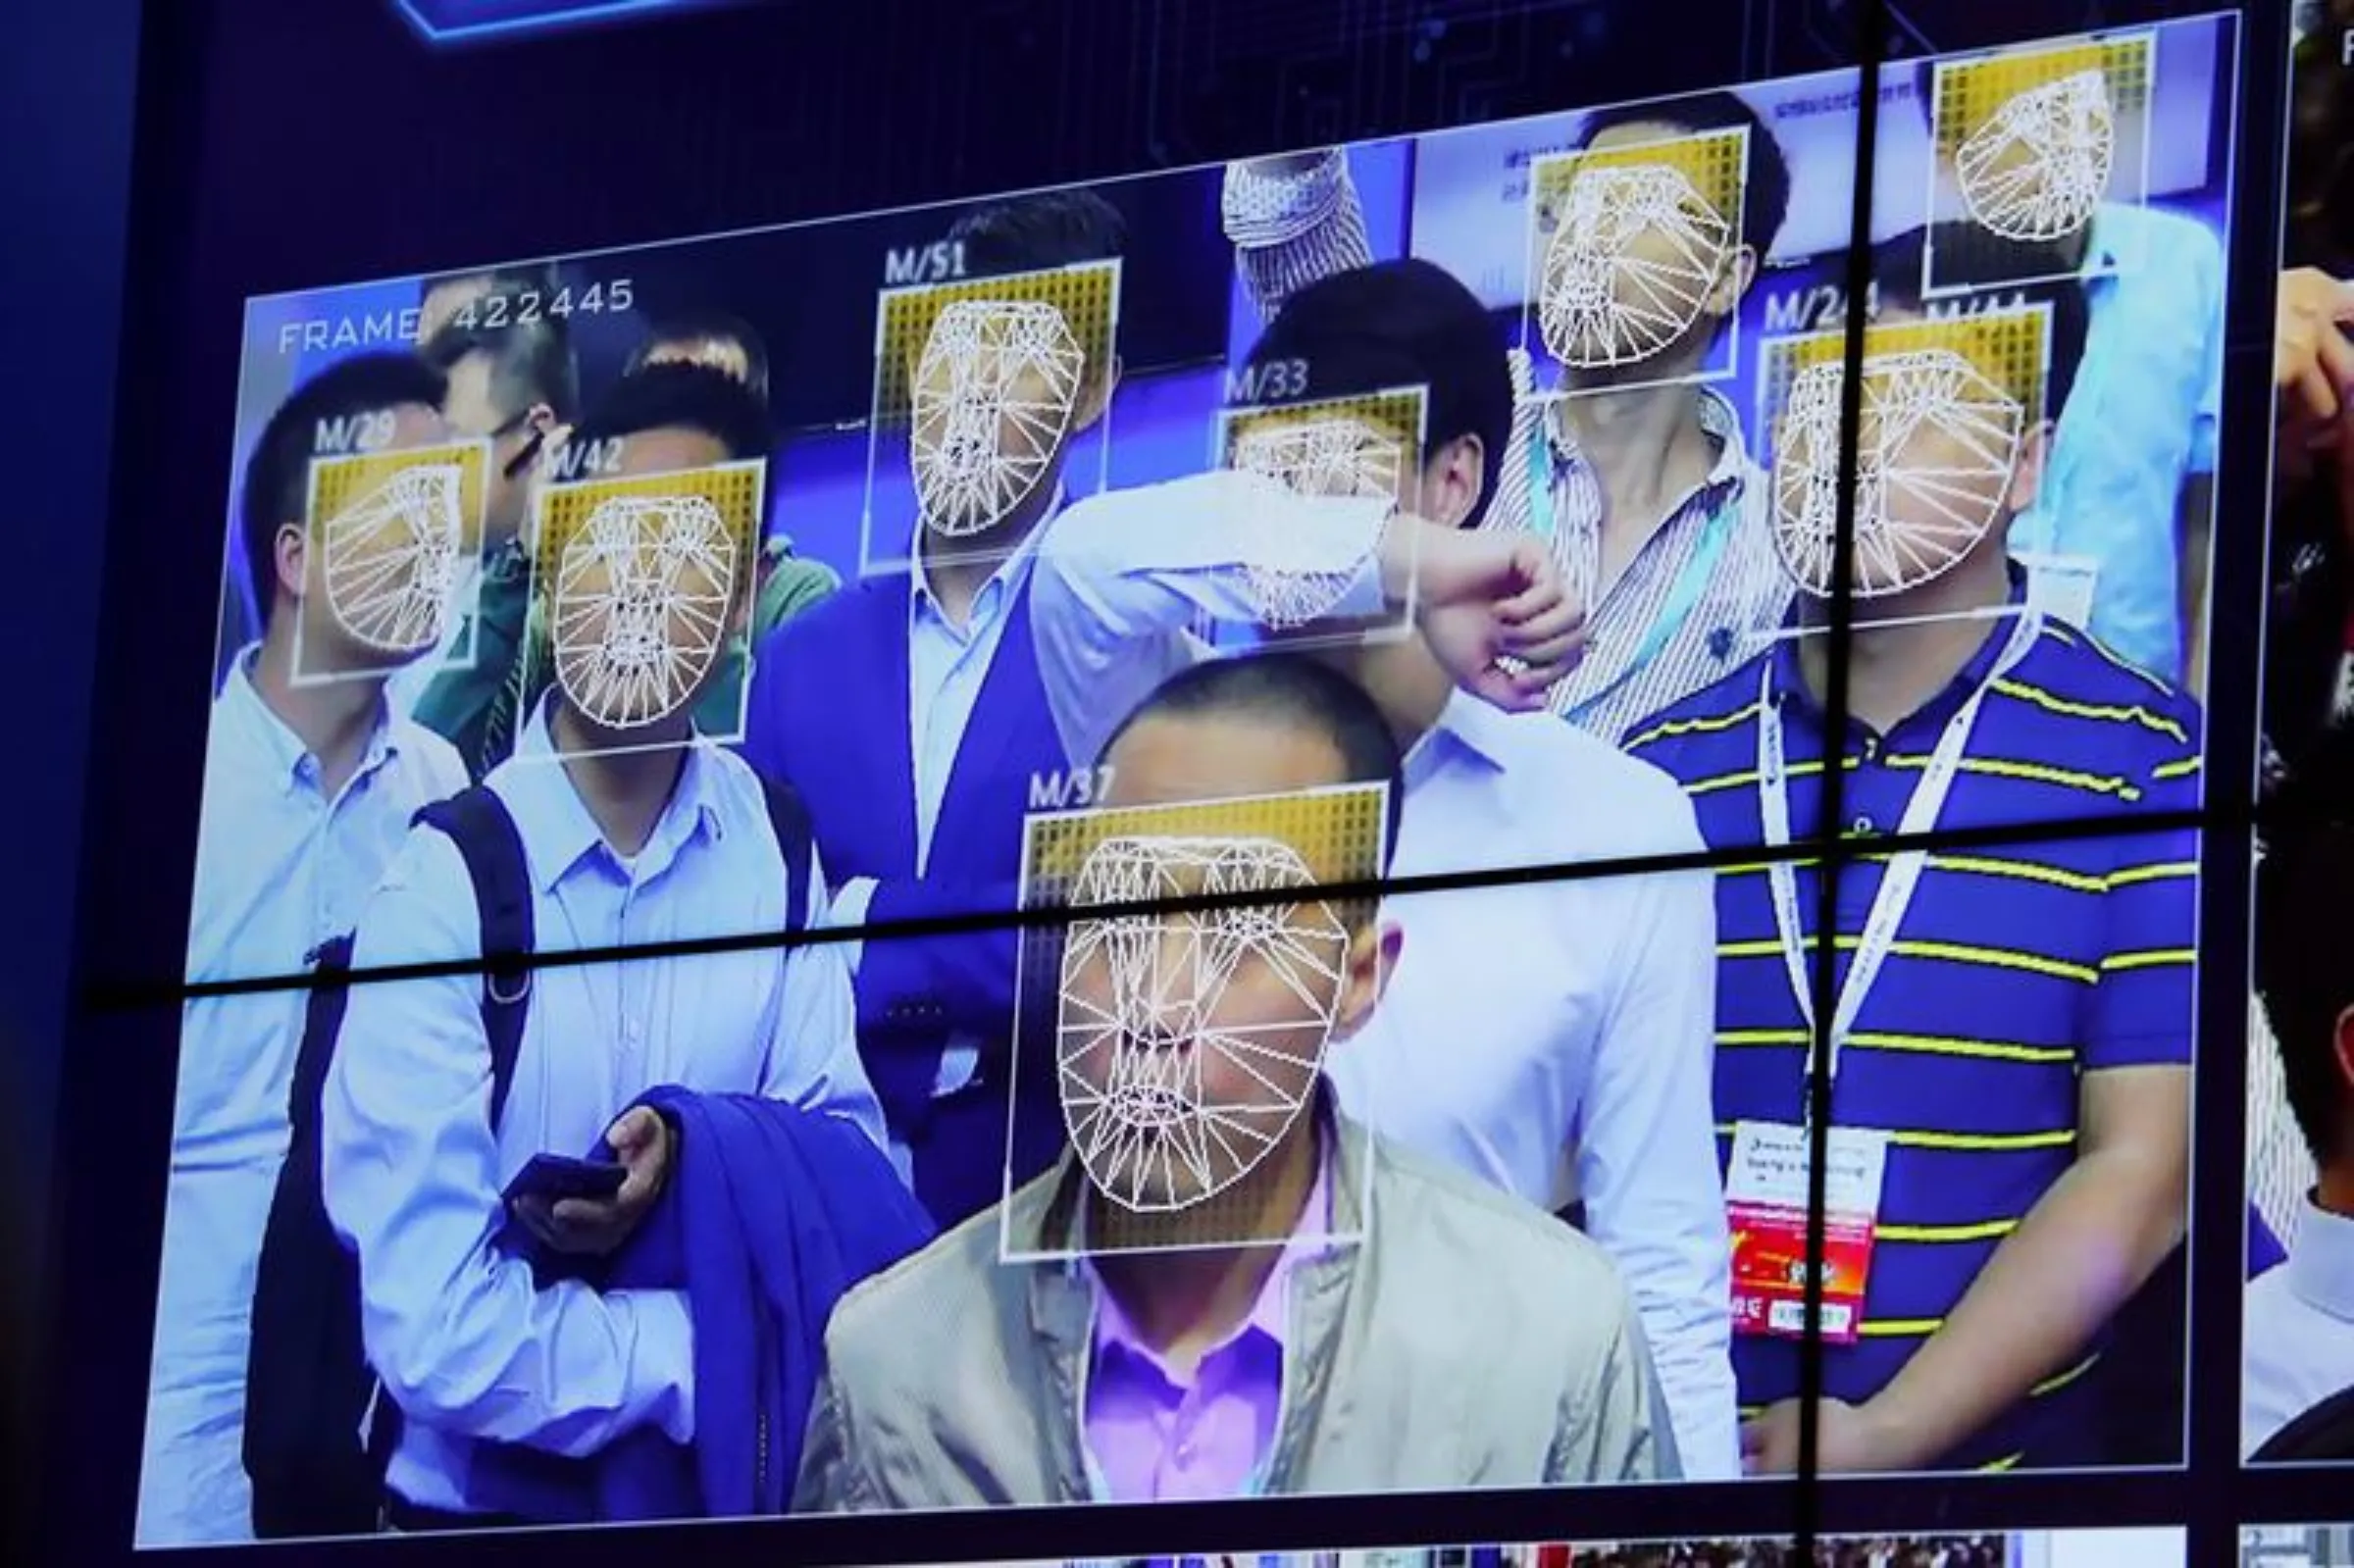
2267 8 2354 804
1217 92 1801 747
794 655 1674 1509
2242 761 2354 1458
1627 227 2195 1475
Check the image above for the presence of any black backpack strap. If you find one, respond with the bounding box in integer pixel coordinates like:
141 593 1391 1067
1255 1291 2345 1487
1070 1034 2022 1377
756 774 816 936
414 786 537 1128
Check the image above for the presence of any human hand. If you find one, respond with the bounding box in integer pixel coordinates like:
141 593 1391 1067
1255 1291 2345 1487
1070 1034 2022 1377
2276 268 2354 461
1396 521 1588 709
1739 1396 1908 1476
513 1106 673 1257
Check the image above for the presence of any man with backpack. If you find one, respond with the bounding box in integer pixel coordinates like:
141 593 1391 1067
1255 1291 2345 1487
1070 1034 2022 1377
137 352 472 1547
307 365 890 1530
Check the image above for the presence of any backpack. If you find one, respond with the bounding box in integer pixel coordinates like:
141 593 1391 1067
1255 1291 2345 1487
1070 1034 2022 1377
243 776 816 1537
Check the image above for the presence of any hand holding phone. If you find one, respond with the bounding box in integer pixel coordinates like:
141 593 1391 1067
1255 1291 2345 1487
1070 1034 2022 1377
502 1152 627 1208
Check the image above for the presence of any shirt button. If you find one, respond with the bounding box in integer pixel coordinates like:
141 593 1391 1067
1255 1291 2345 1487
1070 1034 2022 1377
1174 1440 1197 1467
1850 814 1874 836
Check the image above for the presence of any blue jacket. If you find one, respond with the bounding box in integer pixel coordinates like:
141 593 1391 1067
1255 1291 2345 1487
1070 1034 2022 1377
588 1087 934 1522
739 572 1068 1225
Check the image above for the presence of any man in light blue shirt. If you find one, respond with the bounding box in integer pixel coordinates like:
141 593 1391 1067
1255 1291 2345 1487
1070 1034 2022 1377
138 353 472 1546
320 366 888 1528
1914 61 2226 688
1028 260 1739 1478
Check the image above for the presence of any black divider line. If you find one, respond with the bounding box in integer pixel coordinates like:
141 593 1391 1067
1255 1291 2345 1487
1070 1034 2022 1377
105 802 2232 1011
1797 8 1885 1544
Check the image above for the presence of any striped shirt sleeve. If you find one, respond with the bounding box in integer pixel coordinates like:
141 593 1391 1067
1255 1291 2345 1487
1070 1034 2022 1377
2084 728 2202 1072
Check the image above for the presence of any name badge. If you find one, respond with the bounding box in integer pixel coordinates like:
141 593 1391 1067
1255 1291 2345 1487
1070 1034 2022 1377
1725 1121 1891 1345
2016 552 2100 632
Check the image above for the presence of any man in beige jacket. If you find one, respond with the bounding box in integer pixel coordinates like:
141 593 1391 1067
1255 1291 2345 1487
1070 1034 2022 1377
794 653 1676 1511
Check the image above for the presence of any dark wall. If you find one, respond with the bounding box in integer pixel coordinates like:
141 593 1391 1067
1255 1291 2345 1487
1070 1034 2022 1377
0 0 141 1557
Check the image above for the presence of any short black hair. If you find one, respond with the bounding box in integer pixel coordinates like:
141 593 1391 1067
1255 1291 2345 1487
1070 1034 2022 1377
947 188 1129 277
1870 224 2091 423
1234 258 1513 528
1097 652 1406 885
2256 778 2354 1172
420 270 580 424
1579 89 1793 262
624 307 771 404
566 359 773 464
240 352 449 620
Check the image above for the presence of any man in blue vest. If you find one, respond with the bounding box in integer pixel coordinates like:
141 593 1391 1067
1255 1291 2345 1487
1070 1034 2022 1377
740 190 1130 1225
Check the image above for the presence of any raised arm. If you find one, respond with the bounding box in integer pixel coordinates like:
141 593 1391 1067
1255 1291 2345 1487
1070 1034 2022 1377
1222 149 1376 322
322 833 695 1456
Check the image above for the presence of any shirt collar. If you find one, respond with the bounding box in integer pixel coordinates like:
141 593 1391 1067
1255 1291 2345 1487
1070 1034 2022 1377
1547 383 1754 503
908 488 1061 631
2289 1198 2354 1324
221 641 399 796
1079 1123 1337 1368
501 695 725 892
1409 687 1517 780
1766 561 2033 731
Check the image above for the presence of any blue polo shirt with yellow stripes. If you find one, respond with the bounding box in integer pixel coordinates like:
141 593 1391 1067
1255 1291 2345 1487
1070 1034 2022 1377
1624 595 2200 1473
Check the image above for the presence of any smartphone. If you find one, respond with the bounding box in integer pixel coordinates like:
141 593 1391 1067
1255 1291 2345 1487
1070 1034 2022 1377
502 1152 626 1207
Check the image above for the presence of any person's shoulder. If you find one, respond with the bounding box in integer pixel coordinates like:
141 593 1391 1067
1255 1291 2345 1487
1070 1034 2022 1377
758 571 901 660
388 716 469 797
1620 652 1775 770
821 1200 1009 1387
1370 1131 1631 1300
2015 621 2203 751
2111 201 2224 270
1489 711 1702 856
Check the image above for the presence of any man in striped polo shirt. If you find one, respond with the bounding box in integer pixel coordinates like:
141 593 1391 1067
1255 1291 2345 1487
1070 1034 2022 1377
1625 228 2197 1473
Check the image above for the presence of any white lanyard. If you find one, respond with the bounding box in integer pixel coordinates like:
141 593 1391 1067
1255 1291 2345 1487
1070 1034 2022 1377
1757 610 2042 1106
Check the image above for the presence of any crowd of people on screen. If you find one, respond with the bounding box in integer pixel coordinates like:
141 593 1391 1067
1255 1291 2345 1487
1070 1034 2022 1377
133 42 2297 1548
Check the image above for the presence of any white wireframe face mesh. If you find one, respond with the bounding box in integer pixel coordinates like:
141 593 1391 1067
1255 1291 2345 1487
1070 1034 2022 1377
319 461 468 654
1230 416 1405 502
1770 348 2023 599
1955 68 2116 241
1057 835 1352 1215
548 492 740 729
1538 162 1735 368
909 299 1086 539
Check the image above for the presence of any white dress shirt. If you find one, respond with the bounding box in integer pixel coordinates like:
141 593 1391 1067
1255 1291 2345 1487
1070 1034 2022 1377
2244 1197 2354 1458
1029 473 1740 1478
138 647 467 1547
321 701 885 1518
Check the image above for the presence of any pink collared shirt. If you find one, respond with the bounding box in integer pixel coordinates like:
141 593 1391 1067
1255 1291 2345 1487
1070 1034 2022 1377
1079 1156 1335 1502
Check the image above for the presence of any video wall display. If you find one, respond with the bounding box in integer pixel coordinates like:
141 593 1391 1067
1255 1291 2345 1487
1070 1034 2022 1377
127 6 2268 1558
2245 0 2354 1474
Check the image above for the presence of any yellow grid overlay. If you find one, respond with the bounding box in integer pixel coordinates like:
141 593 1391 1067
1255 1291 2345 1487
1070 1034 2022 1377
1759 304 2055 443
307 438 490 558
1527 125 1750 265
1931 34 2156 165
1024 782 1390 914
529 458 766 614
1215 386 1429 506
872 259 1121 426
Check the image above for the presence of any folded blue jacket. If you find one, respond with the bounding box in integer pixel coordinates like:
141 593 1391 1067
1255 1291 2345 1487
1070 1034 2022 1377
588 1087 935 1521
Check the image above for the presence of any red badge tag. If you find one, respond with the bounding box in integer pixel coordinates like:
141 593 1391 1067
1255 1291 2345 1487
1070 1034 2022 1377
1726 1123 1889 1345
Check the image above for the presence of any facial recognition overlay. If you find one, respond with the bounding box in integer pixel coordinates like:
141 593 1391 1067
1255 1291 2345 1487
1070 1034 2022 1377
864 259 1121 575
520 457 763 755
1924 34 2158 294
999 783 1388 1261
1756 304 2050 606
1210 385 1428 648
1520 126 1750 396
288 438 491 685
